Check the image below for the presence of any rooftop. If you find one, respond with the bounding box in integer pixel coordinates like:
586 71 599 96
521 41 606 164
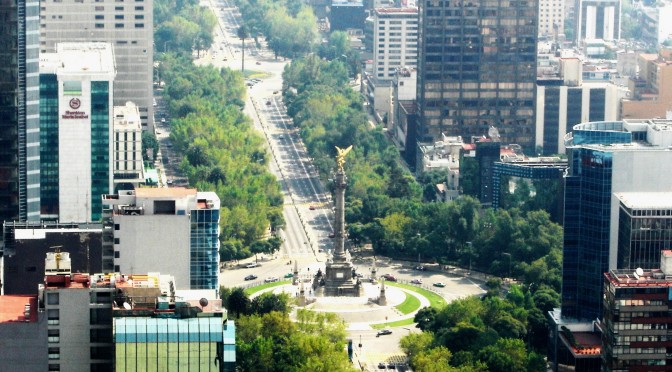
0 296 38 323
114 102 142 129
134 187 197 198
375 7 418 14
615 192 672 209
40 42 116 77
559 331 602 357
605 268 672 288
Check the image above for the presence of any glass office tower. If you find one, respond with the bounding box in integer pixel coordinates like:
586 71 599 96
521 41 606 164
416 0 537 158
0 0 41 222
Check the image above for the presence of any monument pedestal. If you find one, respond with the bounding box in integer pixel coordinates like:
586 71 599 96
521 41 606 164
324 261 361 296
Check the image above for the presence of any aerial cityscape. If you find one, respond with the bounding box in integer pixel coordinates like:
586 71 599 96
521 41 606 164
0 0 671 370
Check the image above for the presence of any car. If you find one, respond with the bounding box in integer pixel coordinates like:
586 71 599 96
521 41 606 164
376 329 392 337
161 118 166 123
166 180 174 185
410 279 423 284
266 101 272 106
278 135 284 139
284 273 293 278
244 274 257 281
378 363 386 369
309 205 316 210
245 262 259 268
256 61 261 65
433 282 446 287
264 276 279 283
387 363 396 369
156 131 162 135
414 265 427 271
273 91 279 94
328 232 335 238
381 274 397 282
246 82 253 87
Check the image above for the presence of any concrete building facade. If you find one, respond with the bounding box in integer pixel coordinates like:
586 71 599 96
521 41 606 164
101 188 220 290
39 43 116 223
0 0 41 222
539 0 565 37
113 102 145 190
575 0 621 45
39 0 154 130
621 49 672 121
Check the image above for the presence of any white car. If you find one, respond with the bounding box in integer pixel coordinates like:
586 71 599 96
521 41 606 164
411 279 423 284
245 262 259 268
264 276 279 283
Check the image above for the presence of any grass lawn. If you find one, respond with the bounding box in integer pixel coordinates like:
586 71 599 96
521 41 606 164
395 292 421 315
371 318 415 329
244 280 291 296
243 70 271 79
385 282 447 309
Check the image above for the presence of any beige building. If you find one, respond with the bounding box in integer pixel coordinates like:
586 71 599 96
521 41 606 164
538 0 565 37
40 0 154 130
622 49 672 120
113 102 145 189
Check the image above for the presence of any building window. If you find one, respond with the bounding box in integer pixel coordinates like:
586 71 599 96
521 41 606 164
115 6 123 10
47 293 59 305
95 15 104 19
47 309 59 325
114 223 120 230
25 266 37 272
48 329 60 343
115 14 123 19
114 251 120 258
134 5 143 9
48 347 60 360
135 23 144 28
48 364 60 371
135 14 144 19
95 23 104 29
115 23 124 28
114 265 120 272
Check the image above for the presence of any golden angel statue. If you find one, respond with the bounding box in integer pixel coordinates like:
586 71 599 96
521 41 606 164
335 145 353 172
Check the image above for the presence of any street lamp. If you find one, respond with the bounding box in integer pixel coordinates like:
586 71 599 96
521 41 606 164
466 242 473 274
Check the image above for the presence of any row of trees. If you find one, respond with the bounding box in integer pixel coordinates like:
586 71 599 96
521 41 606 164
154 0 217 55
153 0 285 261
234 0 319 58
220 289 356 371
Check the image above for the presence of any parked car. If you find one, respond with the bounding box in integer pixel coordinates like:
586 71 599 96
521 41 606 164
328 232 335 238
284 273 293 278
376 329 392 337
309 205 316 210
244 274 257 281
256 61 261 65
381 274 397 282
378 363 386 369
433 282 446 287
264 276 279 283
245 262 259 268
414 265 427 271
410 279 423 284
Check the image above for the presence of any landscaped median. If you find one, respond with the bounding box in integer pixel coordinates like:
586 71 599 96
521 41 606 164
370 282 447 329
244 280 291 296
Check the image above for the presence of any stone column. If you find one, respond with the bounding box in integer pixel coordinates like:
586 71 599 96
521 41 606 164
332 169 347 262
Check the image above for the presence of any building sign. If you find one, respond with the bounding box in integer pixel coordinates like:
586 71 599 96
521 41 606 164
62 98 88 119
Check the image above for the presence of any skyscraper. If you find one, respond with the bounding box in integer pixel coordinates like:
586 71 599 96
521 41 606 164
0 0 41 222
39 43 116 222
39 0 154 130
575 0 621 45
561 119 672 321
416 0 537 159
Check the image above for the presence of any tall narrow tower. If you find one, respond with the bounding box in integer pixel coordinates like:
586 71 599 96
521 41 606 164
323 146 362 296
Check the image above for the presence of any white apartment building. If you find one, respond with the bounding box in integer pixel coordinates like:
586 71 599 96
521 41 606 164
113 102 144 189
575 0 621 45
372 7 418 81
40 0 154 130
538 0 565 37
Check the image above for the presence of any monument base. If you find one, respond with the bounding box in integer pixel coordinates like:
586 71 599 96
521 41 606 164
322 261 362 297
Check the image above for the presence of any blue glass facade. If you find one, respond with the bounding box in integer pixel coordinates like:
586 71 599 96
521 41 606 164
562 148 614 320
91 81 110 222
492 161 566 211
190 208 220 289
39 74 59 217
114 317 235 371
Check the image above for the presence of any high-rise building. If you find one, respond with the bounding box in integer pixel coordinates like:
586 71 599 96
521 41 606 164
536 58 628 155
601 251 672 371
0 0 41 222
372 7 418 80
538 0 565 37
561 119 672 321
0 295 47 371
113 102 145 190
101 188 220 290
574 0 621 45
39 0 154 130
39 43 116 222
416 0 537 158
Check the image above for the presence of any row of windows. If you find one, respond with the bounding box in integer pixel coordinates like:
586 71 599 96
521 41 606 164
95 23 144 28
94 5 144 10
95 14 144 20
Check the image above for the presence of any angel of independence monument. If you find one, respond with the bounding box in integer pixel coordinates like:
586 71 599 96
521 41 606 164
314 145 363 297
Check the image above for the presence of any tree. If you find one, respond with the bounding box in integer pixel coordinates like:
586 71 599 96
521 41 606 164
226 287 250 318
411 347 454 372
141 131 159 161
251 292 290 315
237 25 249 72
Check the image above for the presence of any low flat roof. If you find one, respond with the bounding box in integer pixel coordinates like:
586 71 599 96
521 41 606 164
135 187 197 198
615 192 672 209
0 296 38 323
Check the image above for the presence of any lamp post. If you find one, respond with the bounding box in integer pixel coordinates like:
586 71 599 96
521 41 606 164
502 252 512 278
466 241 472 274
